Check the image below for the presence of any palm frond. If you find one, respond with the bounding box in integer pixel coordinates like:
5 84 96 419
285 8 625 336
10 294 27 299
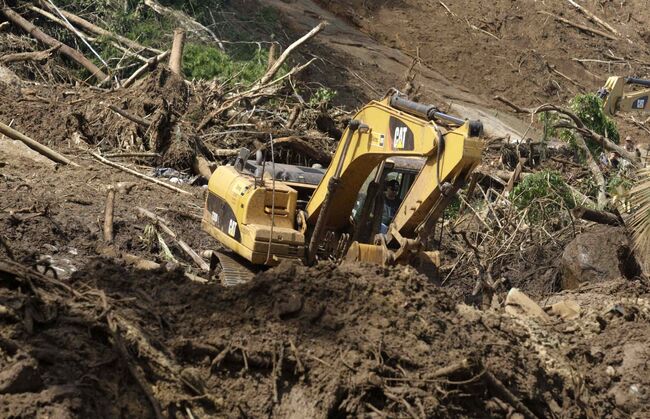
628 167 650 260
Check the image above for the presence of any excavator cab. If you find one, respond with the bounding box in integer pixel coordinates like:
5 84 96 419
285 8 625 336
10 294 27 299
350 157 423 242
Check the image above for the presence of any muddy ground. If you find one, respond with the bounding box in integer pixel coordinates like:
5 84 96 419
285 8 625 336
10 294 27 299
1 146 649 417
1 0 650 417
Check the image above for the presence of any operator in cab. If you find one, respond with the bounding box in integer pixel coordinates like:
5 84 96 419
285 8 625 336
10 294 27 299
381 179 402 233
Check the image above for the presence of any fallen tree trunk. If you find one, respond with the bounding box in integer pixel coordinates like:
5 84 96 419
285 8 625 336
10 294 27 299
572 206 623 226
256 136 332 166
0 121 79 166
28 4 142 70
1 6 108 82
192 155 214 179
90 152 191 195
137 207 210 271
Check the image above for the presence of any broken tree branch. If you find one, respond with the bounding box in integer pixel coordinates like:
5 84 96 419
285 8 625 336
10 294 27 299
1 6 108 82
494 95 640 165
106 104 152 128
104 186 116 243
107 313 165 419
0 45 60 64
538 11 617 41
103 182 136 243
555 122 640 166
257 21 327 86
484 371 539 419
144 0 224 50
90 152 192 195
122 51 170 88
0 121 79 166
197 58 317 130
137 207 209 271
553 123 607 208
40 1 162 54
566 0 620 36
104 152 161 158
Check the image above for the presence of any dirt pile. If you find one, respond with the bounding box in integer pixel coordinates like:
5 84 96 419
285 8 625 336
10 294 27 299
3 256 649 418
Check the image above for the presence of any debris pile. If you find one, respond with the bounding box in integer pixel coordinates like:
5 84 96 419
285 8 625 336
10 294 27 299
2 257 649 417
1 0 650 418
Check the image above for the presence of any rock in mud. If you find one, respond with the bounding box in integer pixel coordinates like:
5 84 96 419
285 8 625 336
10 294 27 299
560 225 640 290
276 293 303 319
505 288 550 323
547 299 580 320
0 357 43 394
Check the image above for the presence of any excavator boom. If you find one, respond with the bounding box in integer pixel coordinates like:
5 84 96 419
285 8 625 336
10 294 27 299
599 76 650 116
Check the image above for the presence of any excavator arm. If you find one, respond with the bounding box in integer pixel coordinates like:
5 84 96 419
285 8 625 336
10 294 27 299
306 94 483 265
599 76 650 116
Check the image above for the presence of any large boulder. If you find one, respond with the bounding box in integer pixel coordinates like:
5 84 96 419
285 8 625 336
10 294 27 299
560 224 641 290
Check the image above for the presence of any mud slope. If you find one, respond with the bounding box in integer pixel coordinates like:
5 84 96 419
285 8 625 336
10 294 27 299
262 0 650 139
259 0 534 138
320 0 650 101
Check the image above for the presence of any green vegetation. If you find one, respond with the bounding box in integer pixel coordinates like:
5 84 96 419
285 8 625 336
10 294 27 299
539 93 619 157
48 0 285 84
308 87 337 107
443 195 461 219
511 171 575 222
607 174 633 195
569 93 619 144
182 43 272 83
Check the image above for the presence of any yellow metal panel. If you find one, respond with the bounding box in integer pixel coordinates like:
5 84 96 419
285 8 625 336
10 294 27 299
305 98 442 230
392 123 483 235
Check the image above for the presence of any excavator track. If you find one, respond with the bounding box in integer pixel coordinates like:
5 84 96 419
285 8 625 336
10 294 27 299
212 250 255 286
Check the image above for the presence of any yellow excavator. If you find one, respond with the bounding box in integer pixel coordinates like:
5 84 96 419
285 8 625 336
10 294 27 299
598 76 650 116
201 93 484 284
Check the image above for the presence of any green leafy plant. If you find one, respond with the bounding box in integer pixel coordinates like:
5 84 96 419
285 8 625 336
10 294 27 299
607 174 633 194
559 94 620 155
511 171 575 222
540 94 620 159
569 94 619 143
308 87 337 107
